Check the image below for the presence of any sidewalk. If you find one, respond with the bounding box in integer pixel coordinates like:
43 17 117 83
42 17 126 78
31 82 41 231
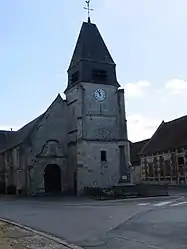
0 221 74 249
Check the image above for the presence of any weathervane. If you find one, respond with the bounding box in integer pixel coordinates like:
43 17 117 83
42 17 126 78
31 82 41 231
84 0 94 23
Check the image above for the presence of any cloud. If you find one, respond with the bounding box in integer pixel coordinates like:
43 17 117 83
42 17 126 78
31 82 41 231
127 114 161 142
126 77 187 141
125 81 151 98
165 79 187 95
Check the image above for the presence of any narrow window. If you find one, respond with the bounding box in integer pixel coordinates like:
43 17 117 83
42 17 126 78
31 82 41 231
178 156 184 166
71 71 79 84
101 150 107 162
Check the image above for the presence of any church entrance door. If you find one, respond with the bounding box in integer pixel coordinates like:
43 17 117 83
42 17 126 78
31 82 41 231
44 164 61 193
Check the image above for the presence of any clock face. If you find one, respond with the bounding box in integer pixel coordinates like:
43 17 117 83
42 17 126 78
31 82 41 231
94 89 106 101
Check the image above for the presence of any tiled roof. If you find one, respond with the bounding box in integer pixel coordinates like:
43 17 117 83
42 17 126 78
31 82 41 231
0 114 44 154
130 139 150 164
140 115 187 155
0 94 64 153
0 130 15 152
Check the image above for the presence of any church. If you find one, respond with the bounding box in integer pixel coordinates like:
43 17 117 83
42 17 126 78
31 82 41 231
0 18 131 196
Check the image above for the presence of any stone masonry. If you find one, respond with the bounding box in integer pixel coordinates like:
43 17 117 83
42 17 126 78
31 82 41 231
0 20 131 195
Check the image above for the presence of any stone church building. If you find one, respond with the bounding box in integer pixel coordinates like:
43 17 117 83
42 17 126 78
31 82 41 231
0 19 131 196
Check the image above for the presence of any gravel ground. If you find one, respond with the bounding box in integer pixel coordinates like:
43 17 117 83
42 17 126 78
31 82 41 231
0 221 70 249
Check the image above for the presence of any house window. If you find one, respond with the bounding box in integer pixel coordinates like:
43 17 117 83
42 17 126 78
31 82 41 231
178 156 184 166
71 71 79 84
92 70 107 82
101 151 107 162
148 163 154 177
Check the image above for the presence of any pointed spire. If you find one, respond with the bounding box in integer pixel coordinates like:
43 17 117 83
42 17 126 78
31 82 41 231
68 22 115 70
65 14 120 92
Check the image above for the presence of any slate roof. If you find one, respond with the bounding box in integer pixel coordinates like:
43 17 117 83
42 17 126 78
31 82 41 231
0 94 63 153
140 115 187 155
0 131 15 152
130 139 150 165
0 115 44 154
68 21 115 70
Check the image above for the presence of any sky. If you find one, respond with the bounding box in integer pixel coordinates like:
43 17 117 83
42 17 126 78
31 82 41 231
1 0 187 142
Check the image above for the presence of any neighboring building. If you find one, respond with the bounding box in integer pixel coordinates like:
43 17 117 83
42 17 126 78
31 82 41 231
140 115 187 184
0 19 131 195
130 139 150 183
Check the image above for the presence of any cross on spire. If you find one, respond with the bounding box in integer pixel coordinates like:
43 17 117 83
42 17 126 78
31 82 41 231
84 0 94 23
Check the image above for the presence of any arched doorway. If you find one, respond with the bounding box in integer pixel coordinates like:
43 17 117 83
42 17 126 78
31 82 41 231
44 164 61 193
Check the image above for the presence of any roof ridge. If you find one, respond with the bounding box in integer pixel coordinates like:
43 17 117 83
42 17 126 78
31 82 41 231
19 94 64 145
165 114 187 124
133 138 150 144
0 130 15 133
0 94 64 153
18 94 64 132
139 121 164 155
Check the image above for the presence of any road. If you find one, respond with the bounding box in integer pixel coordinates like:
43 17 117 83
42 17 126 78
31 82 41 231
0 194 187 248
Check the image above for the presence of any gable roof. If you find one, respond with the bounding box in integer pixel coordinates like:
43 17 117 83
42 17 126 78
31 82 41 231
130 139 150 164
140 115 187 155
68 21 115 70
0 130 15 152
0 94 64 153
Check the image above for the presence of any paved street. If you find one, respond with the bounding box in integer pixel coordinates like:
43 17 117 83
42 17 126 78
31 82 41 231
0 194 187 248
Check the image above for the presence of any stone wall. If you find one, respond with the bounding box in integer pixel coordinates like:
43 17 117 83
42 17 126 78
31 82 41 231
66 82 131 195
1 97 70 195
132 165 142 184
77 141 120 192
0 153 5 193
2 146 20 194
23 97 69 194
81 83 121 140
67 143 77 194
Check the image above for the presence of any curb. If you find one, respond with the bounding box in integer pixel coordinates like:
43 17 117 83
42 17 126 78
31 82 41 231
94 195 182 203
0 218 83 249
0 195 182 206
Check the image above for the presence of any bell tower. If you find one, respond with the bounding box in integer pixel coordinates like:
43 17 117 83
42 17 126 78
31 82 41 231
65 17 131 195
65 21 119 92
